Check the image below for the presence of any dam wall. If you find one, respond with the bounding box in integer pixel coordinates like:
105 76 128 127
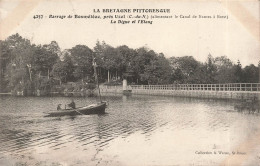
100 83 260 101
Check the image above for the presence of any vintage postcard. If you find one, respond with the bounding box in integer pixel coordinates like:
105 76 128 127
0 0 259 165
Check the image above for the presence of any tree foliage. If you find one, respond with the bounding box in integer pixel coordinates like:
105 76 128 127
214 56 234 83
0 33 259 94
70 45 93 80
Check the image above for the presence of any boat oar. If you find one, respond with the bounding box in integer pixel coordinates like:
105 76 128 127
74 109 84 115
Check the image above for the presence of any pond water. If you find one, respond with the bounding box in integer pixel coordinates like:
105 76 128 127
0 94 260 166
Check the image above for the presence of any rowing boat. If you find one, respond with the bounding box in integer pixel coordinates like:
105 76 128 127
44 56 108 117
44 102 106 117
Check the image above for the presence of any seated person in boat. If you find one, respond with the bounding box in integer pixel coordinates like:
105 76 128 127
57 104 62 110
68 99 76 109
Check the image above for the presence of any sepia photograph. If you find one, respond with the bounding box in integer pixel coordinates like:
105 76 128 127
0 0 259 165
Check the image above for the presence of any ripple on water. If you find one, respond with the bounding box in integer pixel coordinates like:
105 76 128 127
1 95 260 165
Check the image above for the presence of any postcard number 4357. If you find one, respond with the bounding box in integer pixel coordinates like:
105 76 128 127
33 15 43 19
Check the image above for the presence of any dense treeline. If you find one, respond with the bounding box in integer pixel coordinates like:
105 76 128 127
0 33 259 93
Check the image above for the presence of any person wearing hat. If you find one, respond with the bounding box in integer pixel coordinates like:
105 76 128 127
68 99 76 109
57 104 62 110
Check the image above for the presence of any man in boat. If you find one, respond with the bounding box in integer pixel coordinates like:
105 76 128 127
57 104 62 110
68 99 76 109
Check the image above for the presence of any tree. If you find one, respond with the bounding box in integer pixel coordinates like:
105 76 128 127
186 64 208 84
234 60 243 83
51 53 74 85
51 61 69 85
32 45 59 78
93 40 108 82
2 33 35 92
214 56 235 83
243 64 259 83
0 40 11 92
169 56 200 83
142 53 172 84
94 42 118 82
129 47 155 84
70 45 93 81
43 41 61 56
115 45 136 77
205 54 217 83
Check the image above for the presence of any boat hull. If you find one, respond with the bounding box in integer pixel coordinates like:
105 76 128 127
44 102 106 117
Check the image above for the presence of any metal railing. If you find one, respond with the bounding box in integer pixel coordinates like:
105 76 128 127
129 83 260 91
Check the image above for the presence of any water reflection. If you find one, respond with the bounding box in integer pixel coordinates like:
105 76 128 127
0 95 260 165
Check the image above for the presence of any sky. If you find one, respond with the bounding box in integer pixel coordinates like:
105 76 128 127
0 0 259 67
